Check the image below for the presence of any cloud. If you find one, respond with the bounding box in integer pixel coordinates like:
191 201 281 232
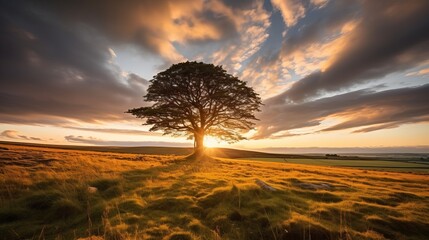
239 59 290 99
35 0 245 62
278 1 359 73
210 0 270 73
65 126 163 136
271 0 306 27
64 135 191 147
1 0 429 145
249 0 429 101
242 1 359 98
254 84 429 138
283 0 429 101
0 2 149 124
1 130 19 139
406 67 429 76
0 0 271 125
271 0 332 27
310 0 329 8
0 130 42 141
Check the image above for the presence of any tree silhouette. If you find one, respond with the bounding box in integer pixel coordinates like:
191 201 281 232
127 61 262 157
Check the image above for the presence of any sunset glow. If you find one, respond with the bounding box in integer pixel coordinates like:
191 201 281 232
1 1 429 239
204 136 224 148
0 0 428 152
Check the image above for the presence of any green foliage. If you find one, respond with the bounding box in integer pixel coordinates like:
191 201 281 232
127 61 262 150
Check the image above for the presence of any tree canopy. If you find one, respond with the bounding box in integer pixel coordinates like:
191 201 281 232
127 61 262 156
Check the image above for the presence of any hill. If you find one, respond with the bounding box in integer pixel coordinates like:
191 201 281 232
0 141 309 159
1 141 428 173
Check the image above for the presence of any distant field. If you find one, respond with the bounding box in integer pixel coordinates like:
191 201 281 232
1 143 429 240
238 158 429 173
1 140 291 158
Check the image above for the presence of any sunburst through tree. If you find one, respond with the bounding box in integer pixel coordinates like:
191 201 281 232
127 61 262 157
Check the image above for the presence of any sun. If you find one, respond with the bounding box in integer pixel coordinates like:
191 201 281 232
204 136 222 148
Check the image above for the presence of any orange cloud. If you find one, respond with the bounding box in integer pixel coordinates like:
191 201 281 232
0 130 42 141
271 0 306 26
254 84 429 139
211 1 270 73
406 68 429 76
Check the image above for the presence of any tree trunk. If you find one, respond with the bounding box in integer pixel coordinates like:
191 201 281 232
194 132 205 156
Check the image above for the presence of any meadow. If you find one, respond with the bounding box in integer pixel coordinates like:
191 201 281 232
1 143 429 240
237 158 429 173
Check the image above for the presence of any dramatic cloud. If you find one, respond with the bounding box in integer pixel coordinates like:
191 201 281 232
210 0 270 73
280 1 358 58
247 0 429 101
271 0 306 26
242 0 360 98
0 2 149 124
65 135 191 147
38 0 244 62
254 84 429 138
1 0 428 145
0 0 270 125
282 0 429 101
270 0 332 28
0 130 42 141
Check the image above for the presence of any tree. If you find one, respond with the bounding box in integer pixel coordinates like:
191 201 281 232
127 61 262 157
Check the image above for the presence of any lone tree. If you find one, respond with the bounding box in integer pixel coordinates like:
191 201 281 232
127 61 262 157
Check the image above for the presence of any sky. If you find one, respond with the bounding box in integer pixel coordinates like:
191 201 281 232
0 0 429 152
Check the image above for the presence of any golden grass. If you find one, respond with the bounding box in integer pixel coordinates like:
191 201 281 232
0 144 428 240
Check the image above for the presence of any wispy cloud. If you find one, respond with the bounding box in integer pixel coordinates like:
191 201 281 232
38 0 248 62
0 130 42 141
271 0 306 27
210 0 270 73
406 68 429 76
65 126 163 136
243 0 359 99
254 84 429 139
282 0 429 101
64 135 191 147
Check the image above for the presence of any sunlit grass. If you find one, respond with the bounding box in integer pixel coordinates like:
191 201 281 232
0 143 428 239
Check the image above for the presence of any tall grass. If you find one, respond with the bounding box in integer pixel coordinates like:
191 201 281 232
1 144 429 239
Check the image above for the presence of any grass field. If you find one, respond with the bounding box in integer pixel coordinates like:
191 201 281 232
1 143 429 240
238 158 429 173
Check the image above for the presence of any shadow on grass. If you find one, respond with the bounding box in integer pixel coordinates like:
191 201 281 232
1 154 429 240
